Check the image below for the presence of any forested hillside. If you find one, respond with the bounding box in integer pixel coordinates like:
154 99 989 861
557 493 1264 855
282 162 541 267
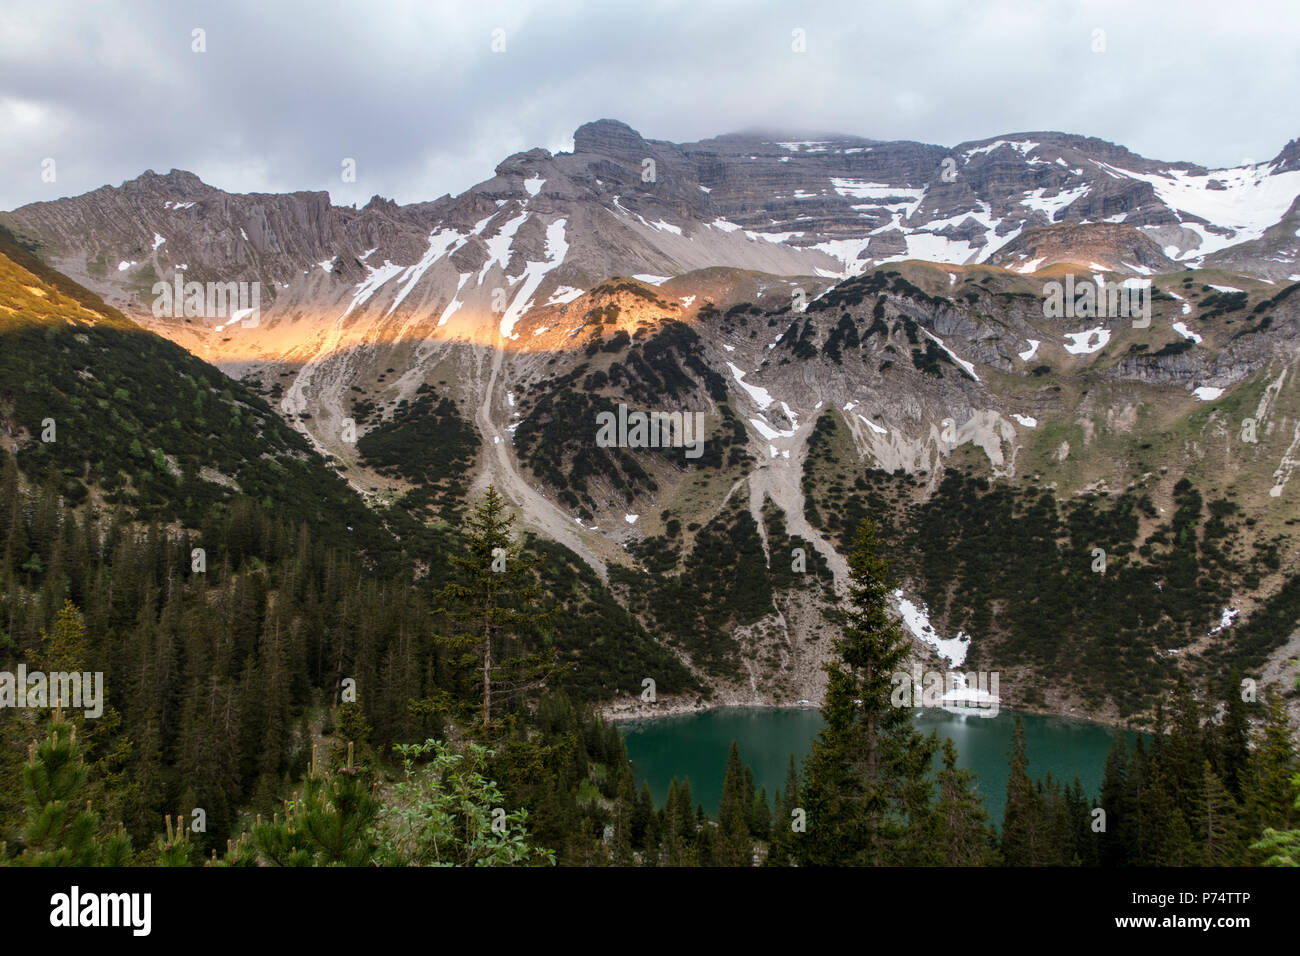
0 240 1295 869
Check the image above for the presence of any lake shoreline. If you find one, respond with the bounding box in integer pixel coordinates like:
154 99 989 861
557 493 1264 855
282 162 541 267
601 695 1143 734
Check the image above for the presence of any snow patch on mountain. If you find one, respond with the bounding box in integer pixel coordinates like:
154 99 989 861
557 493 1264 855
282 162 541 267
1110 163 1300 257
1063 327 1110 354
499 218 569 338
389 227 471 316
921 328 980 380
437 273 471 326
478 212 529 283
727 362 774 409
345 259 404 317
547 286 584 305
894 589 971 667
1167 290 1193 314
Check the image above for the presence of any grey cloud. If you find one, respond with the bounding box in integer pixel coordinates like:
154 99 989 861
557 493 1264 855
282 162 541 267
1 0 1297 211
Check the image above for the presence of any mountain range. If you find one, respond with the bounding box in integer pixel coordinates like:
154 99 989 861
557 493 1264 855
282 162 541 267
3 119 1299 724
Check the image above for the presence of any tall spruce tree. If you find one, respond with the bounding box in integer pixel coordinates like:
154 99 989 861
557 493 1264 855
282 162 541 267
766 755 800 867
1216 669 1251 798
1098 734 1133 866
432 486 556 732
796 519 936 866
1198 760 1243 865
1001 716 1047 865
932 737 998 866
1244 691 1300 836
715 740 752 866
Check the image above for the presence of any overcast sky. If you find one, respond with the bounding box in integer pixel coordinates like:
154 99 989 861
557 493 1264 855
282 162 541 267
2 0 1298 211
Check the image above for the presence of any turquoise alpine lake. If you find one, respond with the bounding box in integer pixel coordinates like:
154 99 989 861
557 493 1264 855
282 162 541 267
620 706 1140 825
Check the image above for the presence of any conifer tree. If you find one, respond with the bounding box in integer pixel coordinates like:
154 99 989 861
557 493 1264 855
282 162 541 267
4 714 132 866
767 760 795 866
742 765 756 832
155 812 199 866
932 738 998 865
632 780 654 850
751 785 771 843
1244 691 1300 834
1001 717 1047 865
1065 776 1097 867
694 802 714 863
797 520 936 866
715 740 752 866
431 486 556 732
1198 760 1242 865
611 769 637 866
1098 732 1133 866
1166 674 1206 819
662 778 697 866
1163 808 1197 866
661 779 686 866
1216 669 1251 798
1134 760 1176 865
334 702 374 768
249 744 378 866
1251 771 1300 866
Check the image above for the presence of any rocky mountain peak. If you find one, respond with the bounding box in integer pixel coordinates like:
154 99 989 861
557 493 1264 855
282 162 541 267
130 168 210 193
495 146 555 178
573 118 651 159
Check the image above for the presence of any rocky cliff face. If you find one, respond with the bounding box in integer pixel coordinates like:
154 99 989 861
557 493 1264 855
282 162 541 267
7 120 1300 341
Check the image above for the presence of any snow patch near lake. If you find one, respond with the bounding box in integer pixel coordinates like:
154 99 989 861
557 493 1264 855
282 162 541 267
894 589 971 668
